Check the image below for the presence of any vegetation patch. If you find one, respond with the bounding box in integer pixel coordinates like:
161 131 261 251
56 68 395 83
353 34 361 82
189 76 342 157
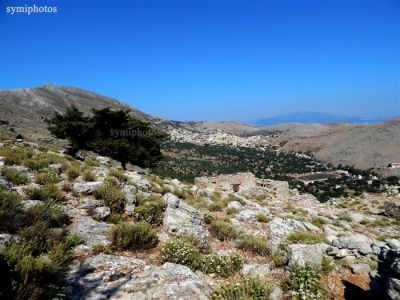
160 236 203 271
237 234 271 257
209 219 239 241
109 221 158 250
1 167 30 185
94 177 126 212
287 263 325 300
210 277 273 300
285 231 328 245
202 253 244 277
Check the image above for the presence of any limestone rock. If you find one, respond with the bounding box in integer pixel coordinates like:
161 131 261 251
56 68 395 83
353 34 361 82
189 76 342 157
66 254 211 300
69 210 111 247
385 198 400 218
73 181 102 194
242 263 270 277
332 233 374 255
288 243 328 268
0 234 19 249
20 199 44 210
351 263 371 274
163 193 209 247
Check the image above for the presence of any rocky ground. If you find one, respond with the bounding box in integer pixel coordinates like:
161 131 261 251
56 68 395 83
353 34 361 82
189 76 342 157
0 139 399 299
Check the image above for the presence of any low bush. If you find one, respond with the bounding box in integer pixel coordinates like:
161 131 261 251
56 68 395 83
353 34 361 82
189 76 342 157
82 170 96 182
209 220 239 241
109 221 158 250
256 214 270 223
311 217 328 228
1 167 30 185
210 277 273 300
134 197 166 225
92 243 112 254
336 212 352 222
0 147 33 165
0 189 25 232
35 170 60 185
237 234 271 257
24 184 63 202
285 231 328 245
202 253 244 277
94 178 126 212
108 168 128 182
66 166 81 180
160 237 203 271
287 263 325 300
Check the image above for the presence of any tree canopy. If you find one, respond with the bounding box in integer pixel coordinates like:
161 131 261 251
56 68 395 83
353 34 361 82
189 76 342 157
48 106 167 169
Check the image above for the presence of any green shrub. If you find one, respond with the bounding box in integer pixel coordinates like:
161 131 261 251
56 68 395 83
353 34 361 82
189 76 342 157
65 233 85 247
66 166 80 180
202 253 244 277
109 221 158 250
61 183 73 192
0 147 33 165
311 217 327 228
35 170 60 185
82 158 101 168
160 237 203 271
287 263 325 300
24 184 63 202
0 189 25 232
237 234 271 257
23 152 67 172
106 212 124 224
134 198 166 225
92 243 112 254
210 277 273 300
208 201 226 212
48 203 70 227
336 212 352 222
203 212 216 224
256 214 270 223
285 231 328 245
93 178 126 212
1 167 30 185
209 220 238 241
82 170 96 182
226 207 238 215
108 168 128 182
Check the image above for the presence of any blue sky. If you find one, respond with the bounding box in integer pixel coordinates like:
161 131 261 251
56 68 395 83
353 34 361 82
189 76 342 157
0 0 399 121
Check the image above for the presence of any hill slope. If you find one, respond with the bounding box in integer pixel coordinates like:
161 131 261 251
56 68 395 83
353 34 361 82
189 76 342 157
0 84 150 141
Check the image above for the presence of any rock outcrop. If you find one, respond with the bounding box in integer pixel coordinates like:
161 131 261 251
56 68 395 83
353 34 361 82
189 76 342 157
66 254 211 300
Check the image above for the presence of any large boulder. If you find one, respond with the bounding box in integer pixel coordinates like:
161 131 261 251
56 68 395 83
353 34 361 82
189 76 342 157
385 198 400 219
73 181 102 194
371 249 400 300
66 254 211 300
68 210 111 248
288 243 328 268
0 234 19 249
332 233 374 255
228 200 270 222
163 193 209 247
268 218 318 250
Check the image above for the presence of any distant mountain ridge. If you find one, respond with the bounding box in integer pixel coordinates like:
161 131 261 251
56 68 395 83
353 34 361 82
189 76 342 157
0 84 151 141
250 111 390 126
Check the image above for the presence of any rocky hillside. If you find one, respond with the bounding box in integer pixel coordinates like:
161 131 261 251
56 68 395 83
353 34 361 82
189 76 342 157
1 85 398 171
0 84 150 141
0 139 399 299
